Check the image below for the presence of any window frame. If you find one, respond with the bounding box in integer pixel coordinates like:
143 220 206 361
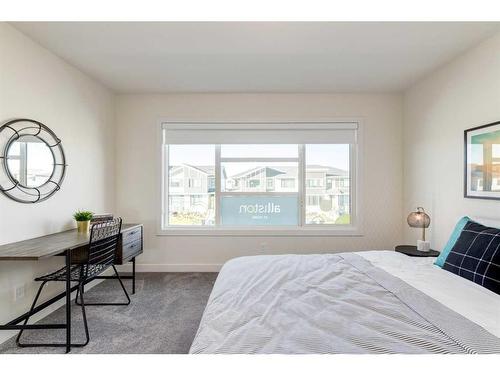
158 121 362 237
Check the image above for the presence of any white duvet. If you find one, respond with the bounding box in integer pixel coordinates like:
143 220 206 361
190 250 500 353
358 251 500 338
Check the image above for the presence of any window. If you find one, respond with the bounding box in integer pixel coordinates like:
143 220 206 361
247 179 261 188
170 179 181 188
188 178 202 188
306 178 323 188
221 145 299 226
161 122 359 232
166 145 215 226
208 177 215 192
307 195 320 206
223 162 298 193
305 144 351 225
280 178 295 188
267 178 274 189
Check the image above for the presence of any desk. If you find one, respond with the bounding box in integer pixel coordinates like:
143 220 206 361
0 223 143 353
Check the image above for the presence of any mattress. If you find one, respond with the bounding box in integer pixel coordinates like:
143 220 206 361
190 250 500 354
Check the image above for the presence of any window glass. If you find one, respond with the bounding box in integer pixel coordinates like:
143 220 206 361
305 144 350 225
162 132 357 230
222 162 298 193
280 178 295 188
219 143 300 225
221 195 298 226
221 144 298 158
167 145 215 226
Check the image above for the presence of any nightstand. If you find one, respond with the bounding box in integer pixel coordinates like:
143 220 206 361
395 245 439 257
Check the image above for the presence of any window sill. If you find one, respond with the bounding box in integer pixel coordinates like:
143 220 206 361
156 226 363 237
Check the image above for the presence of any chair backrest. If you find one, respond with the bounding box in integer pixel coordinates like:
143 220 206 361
87 218 122 265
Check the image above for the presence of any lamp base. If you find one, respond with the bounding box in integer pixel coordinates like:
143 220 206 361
417 240 431 252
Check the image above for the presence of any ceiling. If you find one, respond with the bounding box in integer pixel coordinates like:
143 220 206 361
11 22 500 93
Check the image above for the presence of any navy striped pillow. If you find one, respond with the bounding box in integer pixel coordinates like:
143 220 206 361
443 220 500 295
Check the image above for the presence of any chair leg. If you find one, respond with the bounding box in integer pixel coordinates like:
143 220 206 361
78 282 90 346
16 281 47 347
75 266 86 306
16 281 90 349
78 266 131 306
75 283 85 306
113 265 131 305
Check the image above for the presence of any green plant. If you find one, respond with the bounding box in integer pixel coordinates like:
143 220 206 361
73 210 93 222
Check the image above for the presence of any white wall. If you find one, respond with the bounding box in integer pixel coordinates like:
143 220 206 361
115 94 403 270
0 23 115 342
403 32 500 249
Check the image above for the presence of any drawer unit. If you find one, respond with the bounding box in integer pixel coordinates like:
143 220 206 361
116 224 143 264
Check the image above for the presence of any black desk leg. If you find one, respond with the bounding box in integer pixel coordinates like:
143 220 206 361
65 250 71 353
132 257 136 295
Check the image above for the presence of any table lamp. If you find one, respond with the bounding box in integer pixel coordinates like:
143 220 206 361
407 207 431 251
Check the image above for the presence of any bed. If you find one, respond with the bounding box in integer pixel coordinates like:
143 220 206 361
190 251 500 354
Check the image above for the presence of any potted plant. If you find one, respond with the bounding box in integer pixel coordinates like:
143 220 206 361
73 210 93 233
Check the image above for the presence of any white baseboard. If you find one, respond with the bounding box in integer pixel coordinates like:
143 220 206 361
0 274 108 345
117 263 222 272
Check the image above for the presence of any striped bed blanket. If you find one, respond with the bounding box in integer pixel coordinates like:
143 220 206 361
190 253 500 354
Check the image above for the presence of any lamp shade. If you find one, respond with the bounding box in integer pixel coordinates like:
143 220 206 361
407 207 430 228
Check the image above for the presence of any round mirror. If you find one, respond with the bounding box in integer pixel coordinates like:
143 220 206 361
1 119 66 203
6 135 55 188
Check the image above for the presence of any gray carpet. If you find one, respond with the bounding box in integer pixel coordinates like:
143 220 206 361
0 272 217 354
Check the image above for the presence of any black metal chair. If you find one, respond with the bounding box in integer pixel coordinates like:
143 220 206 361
16 218 130 348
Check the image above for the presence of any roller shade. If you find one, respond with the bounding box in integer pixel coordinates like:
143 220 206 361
162 122 358 144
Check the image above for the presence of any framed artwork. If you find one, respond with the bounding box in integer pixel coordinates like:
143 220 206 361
464 121 500 200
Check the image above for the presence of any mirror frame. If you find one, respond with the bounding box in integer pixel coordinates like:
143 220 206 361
0 119 66 203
